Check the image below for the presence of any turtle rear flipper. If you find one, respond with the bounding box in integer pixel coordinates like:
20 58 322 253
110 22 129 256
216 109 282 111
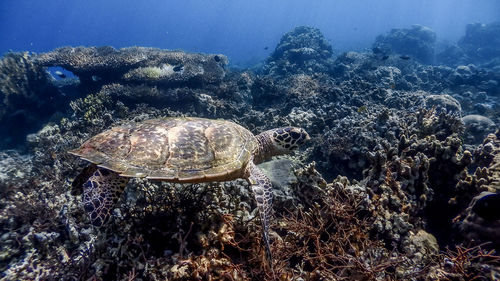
247 162 273 264
82 168 129 226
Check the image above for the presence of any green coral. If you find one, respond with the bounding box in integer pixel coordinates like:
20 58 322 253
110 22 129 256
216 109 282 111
140 66 164 79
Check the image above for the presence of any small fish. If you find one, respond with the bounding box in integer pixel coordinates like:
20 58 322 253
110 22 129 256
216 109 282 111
264 46 269 50
8 109 27 118
357 105 367 113
400 55 410 60
92 75 101 82
372 47 383 54
173 65 183 72
55 70 66 78
380 55 389 60
390 84 395 89
213 55 221 62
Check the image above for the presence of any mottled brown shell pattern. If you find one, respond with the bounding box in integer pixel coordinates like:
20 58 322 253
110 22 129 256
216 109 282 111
69 117 257 182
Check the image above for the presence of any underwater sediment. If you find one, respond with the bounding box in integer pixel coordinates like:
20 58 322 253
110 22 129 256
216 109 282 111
0 25 499 280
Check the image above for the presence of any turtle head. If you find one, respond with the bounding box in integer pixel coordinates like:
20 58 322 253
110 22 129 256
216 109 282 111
270 127 310 153
254 127 310 163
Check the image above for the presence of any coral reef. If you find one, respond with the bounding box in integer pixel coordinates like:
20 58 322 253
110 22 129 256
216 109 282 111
1 24 500 280
0 47 229 150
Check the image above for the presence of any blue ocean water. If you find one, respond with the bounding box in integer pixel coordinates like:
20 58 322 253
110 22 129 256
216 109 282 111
1 0 499 66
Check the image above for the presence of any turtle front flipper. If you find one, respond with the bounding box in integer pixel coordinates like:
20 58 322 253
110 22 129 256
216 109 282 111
71 164 98 195
247 162 273 264
82 168 129 227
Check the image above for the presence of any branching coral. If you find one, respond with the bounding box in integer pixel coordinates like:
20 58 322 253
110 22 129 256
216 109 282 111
427 245 500 280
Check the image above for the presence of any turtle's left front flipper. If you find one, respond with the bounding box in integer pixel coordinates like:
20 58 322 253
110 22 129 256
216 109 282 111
82 168 129 227
247 162 273 264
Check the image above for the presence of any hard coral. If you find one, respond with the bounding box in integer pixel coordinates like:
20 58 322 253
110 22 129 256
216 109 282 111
359 107 480 250
36 46 228 86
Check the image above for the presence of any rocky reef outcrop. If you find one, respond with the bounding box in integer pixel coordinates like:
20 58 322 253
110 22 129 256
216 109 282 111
438 22 500 71
263 26 334 75
459 22 500 64
0 53 66 149
373 24 436 64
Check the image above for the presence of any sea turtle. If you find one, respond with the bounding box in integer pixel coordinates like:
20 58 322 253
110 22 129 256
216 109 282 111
70 117 309 261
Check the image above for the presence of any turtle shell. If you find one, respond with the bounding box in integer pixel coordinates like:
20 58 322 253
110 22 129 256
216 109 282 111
69 117 257 182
